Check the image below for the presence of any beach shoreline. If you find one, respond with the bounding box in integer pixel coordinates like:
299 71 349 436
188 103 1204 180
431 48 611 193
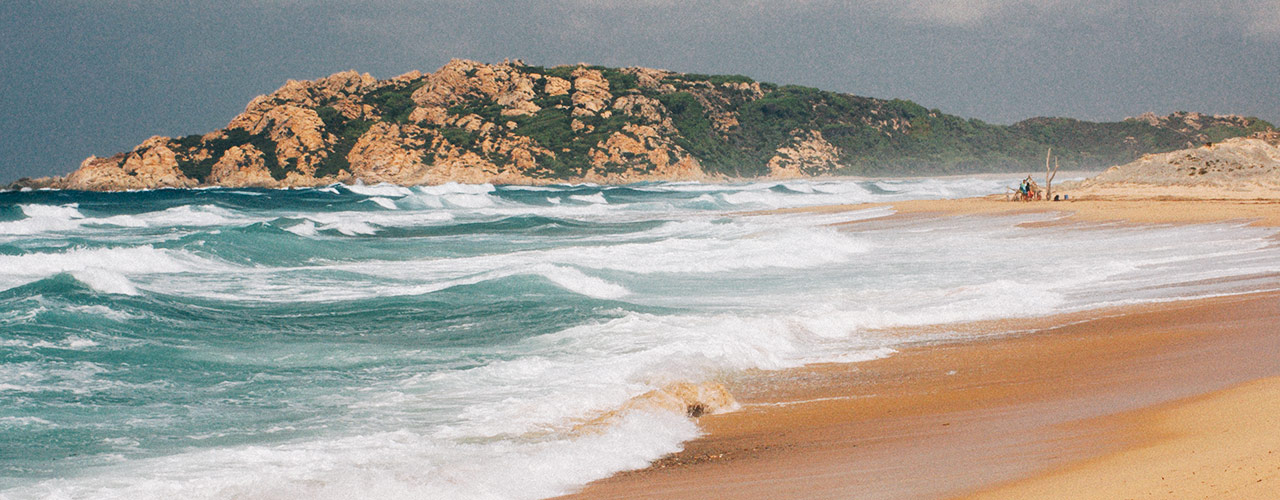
760 195 1280 227
561 199 1280 499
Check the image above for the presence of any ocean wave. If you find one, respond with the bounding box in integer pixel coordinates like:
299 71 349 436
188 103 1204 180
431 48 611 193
70 269 139 295
284 219 319 237
415 182 498 196
568 193 608 204
499 183 599 192
140 205 244 227
0 409 696 500
0 416 56 428
8 176 1280 500
0 333 100 351
365 183 503 210
389 264 632 301
413 305 899 463
564 225 869 274
529 264 629 299
0 204 87 235
281 210 457 237
0 361 135 396
0 246 222 293
65 304 140 322
152 261 630 303
340 182 415 198
364 197 399 210
300 220 870 304
0 203 248 238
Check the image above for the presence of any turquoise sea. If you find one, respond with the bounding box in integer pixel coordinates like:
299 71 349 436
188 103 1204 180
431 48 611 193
2 178 1278 499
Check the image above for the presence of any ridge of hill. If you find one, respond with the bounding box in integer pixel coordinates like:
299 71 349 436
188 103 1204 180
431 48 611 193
10 59 1273 190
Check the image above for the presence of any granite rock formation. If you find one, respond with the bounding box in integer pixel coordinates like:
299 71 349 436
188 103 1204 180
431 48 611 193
13 60 1274 191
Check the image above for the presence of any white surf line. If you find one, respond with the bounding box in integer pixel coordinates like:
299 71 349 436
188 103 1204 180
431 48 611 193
742 394 871 408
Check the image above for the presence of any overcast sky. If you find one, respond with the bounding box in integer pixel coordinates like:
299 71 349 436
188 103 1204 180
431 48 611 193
2 0 1278 182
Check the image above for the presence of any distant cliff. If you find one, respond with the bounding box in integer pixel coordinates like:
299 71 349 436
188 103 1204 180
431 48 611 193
13 59 1275 190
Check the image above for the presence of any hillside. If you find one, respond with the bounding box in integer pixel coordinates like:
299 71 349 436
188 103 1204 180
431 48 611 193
11 59 1275 190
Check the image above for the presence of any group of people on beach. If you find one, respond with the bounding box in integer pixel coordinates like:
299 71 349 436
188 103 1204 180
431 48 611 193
1014 175 1068 202
1017 176 1041 201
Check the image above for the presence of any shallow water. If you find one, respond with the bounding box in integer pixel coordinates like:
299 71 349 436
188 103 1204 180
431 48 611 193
1 178 1277 499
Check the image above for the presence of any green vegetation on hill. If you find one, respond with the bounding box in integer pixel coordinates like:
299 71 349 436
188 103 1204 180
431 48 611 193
363 79 427 124
55 61 1274 191
650 80 1271 175
172 128 285 182
315 106 373 179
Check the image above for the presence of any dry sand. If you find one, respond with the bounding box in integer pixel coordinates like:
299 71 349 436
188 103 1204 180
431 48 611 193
767 196 1280 227
886 196 1280 226
967 376 1280 499
560 197 1280 500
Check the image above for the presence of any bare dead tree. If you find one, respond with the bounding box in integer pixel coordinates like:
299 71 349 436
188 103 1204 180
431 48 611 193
1044 148 1060 201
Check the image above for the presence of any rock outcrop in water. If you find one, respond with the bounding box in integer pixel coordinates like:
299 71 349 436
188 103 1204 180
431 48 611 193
11 59 1275 191
574 381 739 434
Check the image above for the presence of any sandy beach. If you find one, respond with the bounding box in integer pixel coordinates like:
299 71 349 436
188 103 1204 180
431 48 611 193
562 198 1280 499
764 195 1280 227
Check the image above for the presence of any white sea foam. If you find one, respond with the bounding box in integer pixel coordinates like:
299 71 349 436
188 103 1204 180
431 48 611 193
4 409 696 500
415 182 497 196
323 220 378 236
637 177 1017 209
71 269 139 295
0 204 86 235
531 264 630 299
557 224 869 274
9 176 1280 500
284 220 318 237
404 265 631 301
141 205 243 226
0 245 223 292
344 182 414 198
381 184 502 210
266 217 869 303
0 361 112 396
501 184 597 192
0 416 55 427
568 193 608 204
366 197 399 210
442 193 499 208
413 306 900 463
0 204 248 238
0 334 101 351
0 246 203 277
22 203 84 219
287 210 456 236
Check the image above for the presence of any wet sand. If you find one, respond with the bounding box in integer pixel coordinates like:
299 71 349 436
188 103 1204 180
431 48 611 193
561 198 1280 500
562 291 1280 499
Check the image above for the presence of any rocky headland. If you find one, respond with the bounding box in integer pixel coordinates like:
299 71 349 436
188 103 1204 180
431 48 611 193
9 59 1274 191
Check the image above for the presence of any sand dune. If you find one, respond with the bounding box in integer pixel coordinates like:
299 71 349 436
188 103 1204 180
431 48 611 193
1064 131 1280 200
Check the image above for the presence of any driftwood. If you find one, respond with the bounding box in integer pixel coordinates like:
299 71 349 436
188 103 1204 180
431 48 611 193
1044 148 1061 200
